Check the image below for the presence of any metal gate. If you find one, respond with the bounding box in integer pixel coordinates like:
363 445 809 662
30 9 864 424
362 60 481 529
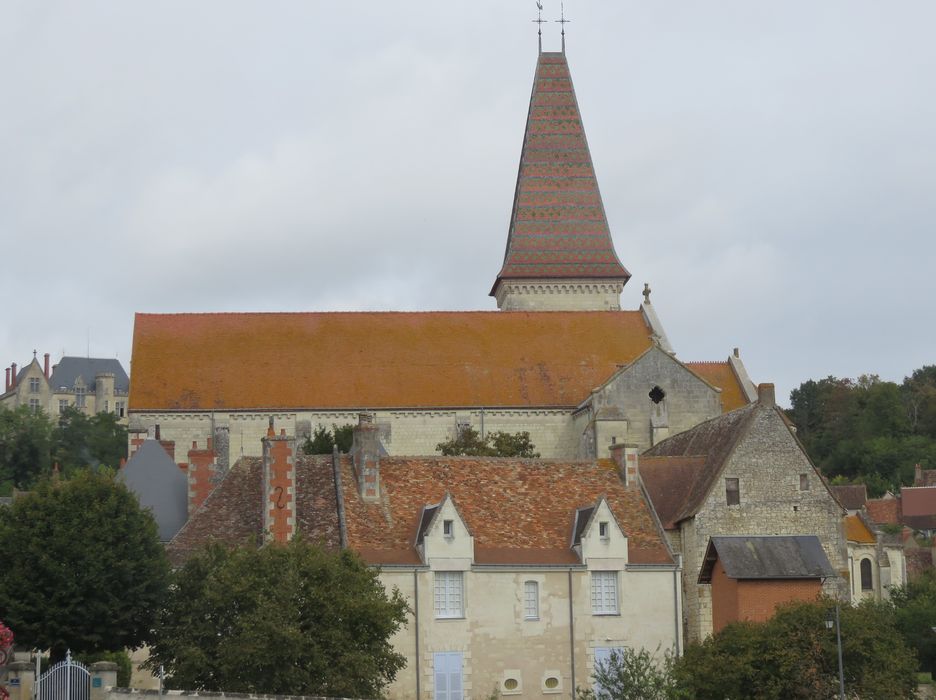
35 651 90 700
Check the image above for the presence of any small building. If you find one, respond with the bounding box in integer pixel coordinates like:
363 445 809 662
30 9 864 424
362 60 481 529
844 513 906 603
698 535 834 634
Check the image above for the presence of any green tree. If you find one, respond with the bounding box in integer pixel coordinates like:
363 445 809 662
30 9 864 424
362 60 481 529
890 570 936 674
147 540 409 697
301 424 354 455
674 599 917 699
0 405 53 491
0 470 169 659
51 407 127 475
576 647 686 700
437 427 540 458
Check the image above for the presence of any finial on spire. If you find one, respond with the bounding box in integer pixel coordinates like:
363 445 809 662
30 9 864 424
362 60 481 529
642 283 652 304
533 2 545 53
555 2 570 54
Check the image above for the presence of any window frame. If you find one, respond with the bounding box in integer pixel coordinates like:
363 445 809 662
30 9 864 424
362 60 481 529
524 580 539 620
725 477 740 506
443 519 454 538
590 570 619 615
434 571 464 619
29 377 41 393
799 473 810 491
860 558 873 591
598 521 610 539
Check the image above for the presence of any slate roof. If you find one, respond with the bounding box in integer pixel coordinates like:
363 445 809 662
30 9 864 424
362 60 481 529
130 311 657 410
698 535 835 583
119 440 188 542
491 52 629 294
830 484 868 511
865 497 901 526
49 357 129 393
169 453 673 569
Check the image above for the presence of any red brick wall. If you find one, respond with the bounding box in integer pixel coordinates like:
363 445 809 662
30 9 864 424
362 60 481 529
187 440 216 514
711 558 739 633
265 436 295 543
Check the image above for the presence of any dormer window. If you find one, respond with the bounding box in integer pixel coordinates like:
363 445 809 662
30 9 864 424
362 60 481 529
443 519 454 538
29 377 40 393
599 521 610 540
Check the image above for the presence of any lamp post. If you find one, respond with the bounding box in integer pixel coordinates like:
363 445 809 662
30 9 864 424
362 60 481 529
825 604 845 700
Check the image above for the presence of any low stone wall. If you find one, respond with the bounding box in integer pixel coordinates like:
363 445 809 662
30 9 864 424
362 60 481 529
108 689 365 700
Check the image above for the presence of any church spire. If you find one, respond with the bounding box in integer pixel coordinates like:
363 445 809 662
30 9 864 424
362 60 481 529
491 51 631 311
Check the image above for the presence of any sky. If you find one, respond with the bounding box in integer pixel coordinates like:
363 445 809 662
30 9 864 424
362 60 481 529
2 1 934 408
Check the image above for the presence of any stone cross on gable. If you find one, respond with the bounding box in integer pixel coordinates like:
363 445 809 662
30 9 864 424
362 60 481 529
643 283 652 304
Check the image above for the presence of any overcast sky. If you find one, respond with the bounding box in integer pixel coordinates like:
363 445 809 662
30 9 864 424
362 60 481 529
2 1 934 407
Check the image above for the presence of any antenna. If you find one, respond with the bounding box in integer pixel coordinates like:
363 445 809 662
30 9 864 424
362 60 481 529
555 2 570 54
533 2 545 53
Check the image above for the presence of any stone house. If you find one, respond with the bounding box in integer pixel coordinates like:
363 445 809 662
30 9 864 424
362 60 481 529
639 383 848 641
169 415 682 699
1 353 129 422
126 49 757 465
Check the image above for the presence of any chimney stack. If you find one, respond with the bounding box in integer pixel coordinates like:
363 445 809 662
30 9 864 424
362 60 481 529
4 367 9 392
916 463 923 486
610 443 640 487
262 418 297 543
757 383 775 407
352 413 381 502
10 363 16 389
43 353 50 379
187 437 218 515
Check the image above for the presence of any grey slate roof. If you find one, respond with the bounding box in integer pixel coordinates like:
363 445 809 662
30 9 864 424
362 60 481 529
118 440 188 542
49 357 129 393
698 535 835 583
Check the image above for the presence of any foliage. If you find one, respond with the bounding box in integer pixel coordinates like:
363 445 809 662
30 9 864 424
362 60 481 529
674 598 917 699
0 405 52 491
890 569 936 674
787 368 936 494
576 646 686 700
75 650 133 687
0 620 10 700
52 407 127 475
301 423 354 455
436 427 540 458
0 470 169 659
146 539 410 697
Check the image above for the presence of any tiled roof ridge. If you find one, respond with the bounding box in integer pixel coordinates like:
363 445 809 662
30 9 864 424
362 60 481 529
135 309 644 318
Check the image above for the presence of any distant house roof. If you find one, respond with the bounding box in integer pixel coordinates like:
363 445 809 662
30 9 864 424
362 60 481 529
866 497 901 526
900 487 936 530
50 357 129 393
169 453 674 569
118 440 188 542
831 484 868 511
698 535 836 583
845 514 876 544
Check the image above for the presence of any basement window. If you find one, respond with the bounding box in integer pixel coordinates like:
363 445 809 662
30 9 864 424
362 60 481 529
725 478 740 506
649 386 666 404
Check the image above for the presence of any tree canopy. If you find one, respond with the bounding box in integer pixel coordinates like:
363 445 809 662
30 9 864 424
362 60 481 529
0 470 169 659
147 540 409 697
301 423 354 455
788 367 936 494
890 569 936 674
436 427 540 458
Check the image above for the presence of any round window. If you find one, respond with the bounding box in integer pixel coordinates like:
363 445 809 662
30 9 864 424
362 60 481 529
544 676 560 689
504 678 519 691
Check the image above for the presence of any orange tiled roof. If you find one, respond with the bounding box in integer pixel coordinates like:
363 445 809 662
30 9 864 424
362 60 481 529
866 497 901 526
129 311 656 410
340 456 673 566
845 514 876 544
686 361 750 412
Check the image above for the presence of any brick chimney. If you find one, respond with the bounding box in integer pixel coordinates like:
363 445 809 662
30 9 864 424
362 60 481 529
352 413 381 502
262 418 297 543
757 383 775 407
187 438 218 515
43 353 50 379
4 367 9 392
916 463 924 487
152 424 176 461
610 443 640 487
10 363 16 389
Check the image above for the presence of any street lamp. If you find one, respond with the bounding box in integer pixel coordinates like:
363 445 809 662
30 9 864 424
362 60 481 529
826 605 845 700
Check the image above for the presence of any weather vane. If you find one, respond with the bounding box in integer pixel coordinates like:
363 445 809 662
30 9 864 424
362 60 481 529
555 2 570 54
533 2 545 53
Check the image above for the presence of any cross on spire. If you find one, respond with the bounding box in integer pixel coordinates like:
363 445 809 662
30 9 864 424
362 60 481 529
532 2 545 53
555 2 570 53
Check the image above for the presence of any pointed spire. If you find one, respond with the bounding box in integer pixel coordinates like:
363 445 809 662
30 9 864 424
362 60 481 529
533 2 545 54
556 2 570 54
491 51 630 305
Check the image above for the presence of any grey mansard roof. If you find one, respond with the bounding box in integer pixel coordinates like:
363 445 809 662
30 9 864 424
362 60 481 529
49 357 129 393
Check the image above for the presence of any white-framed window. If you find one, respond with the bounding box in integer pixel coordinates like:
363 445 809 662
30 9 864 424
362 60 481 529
591 571 618 615
524 580 539 620
116 401 125 418
443 519 454 537
434 571 464 618
28 398 40 412
29 377 40 393
599 521 610 539
75 387 86 408
433 651 463 700
59 399 69 413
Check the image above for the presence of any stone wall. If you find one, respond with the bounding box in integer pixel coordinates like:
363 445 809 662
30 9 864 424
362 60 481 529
108 690 360 700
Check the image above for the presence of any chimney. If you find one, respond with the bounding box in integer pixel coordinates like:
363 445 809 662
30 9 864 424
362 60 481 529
187 438 218 515
610 443 640 487
43 353 50 379
262 418 297 543
352 412 381 502
10 363 16 389
916 463 923 486
154 424 161 440
4 367 9 391
757 383 775 407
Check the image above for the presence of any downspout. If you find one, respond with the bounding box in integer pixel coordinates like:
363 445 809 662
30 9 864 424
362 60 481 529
332 446 348 548
414 570 421 699
568 568 576 697
673 554 682 656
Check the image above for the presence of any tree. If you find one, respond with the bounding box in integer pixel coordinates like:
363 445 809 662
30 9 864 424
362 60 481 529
51 407 127 475
890 570 936 674
576 647 686 700
147 540 410 697
0 470 169 659
674 599 917 699
0 405 53 491
437 427 540 458
301 424 354 455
